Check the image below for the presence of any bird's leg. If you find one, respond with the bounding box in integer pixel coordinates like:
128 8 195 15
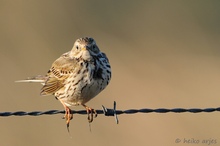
82 104 97 123
59 100 73 130
64 106 73 129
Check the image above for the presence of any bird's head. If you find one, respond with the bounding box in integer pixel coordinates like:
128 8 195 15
70 37 100 61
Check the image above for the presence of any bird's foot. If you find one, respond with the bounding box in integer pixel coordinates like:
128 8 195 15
82 104 97 123
62 106 73 131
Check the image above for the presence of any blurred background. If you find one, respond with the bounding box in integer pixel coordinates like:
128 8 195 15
1 0 220 145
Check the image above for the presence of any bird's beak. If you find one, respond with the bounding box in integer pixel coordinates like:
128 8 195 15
82 46 89 51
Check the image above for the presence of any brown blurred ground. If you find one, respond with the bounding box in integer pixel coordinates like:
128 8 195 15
1 0 220 146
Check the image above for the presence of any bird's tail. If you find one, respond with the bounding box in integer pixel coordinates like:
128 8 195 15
15 75 47 85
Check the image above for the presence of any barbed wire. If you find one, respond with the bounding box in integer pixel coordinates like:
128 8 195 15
1 101 220 124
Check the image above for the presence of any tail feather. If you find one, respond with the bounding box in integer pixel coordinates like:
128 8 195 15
15 80 44 83
15 75 47 84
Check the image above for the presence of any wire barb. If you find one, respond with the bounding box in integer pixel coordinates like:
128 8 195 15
102 101 119 124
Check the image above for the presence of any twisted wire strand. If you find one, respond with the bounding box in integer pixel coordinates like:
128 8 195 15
1 107 220 116
1 101 220 117
1 101 220 124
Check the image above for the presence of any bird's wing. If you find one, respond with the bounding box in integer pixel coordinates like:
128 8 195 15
41 52 78 96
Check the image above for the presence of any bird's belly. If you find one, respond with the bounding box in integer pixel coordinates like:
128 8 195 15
56 61 111 107
58 78 107 107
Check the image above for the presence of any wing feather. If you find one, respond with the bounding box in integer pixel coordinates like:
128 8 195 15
41 52 77 96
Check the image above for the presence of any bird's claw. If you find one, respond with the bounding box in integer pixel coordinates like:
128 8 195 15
82 105 97 123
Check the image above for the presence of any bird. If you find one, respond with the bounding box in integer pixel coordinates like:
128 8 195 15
16 37 111 130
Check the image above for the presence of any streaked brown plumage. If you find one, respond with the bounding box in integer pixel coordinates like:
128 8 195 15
16 37 111 130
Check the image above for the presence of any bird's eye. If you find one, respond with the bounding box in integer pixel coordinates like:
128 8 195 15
76 45 79 50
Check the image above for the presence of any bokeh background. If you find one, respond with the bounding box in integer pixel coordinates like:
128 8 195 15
1 0 220 146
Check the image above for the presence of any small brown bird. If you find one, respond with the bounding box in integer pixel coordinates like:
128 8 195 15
16 37 111 130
